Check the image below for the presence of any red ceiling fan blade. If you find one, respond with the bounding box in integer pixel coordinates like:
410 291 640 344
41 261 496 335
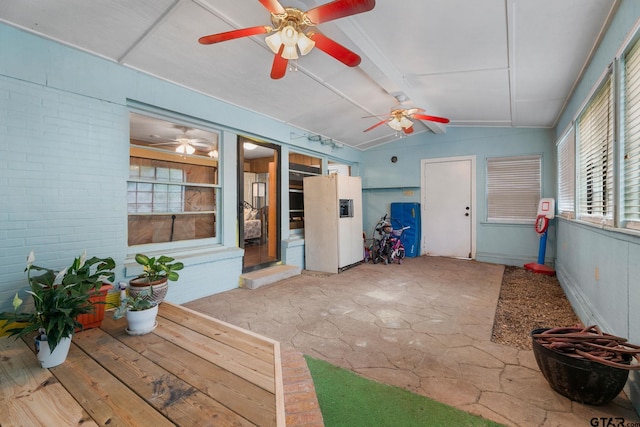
270 45 288 79
363 119 389 132
199 26 270 45
412 114 450 124
306 0 376 25
308 32 361 67
259 0 286 15
403 126 414 134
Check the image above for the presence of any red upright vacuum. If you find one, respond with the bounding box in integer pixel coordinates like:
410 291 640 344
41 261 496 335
524 198 556 276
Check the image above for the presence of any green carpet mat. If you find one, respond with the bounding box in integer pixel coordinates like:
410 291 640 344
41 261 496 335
305 355 504 427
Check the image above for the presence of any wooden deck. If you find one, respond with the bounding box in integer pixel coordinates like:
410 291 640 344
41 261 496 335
0 302 285 426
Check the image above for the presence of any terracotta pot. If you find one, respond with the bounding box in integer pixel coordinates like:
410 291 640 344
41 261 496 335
128 277 168 304
76 283 112 331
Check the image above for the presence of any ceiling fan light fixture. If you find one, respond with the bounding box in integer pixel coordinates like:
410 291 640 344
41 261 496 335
282 45 299 59
388 119 403 131
281 25 299 47
176 143 195 155
208 149 219 159
265 31 282 54
297 32 315 55
399 116 413 129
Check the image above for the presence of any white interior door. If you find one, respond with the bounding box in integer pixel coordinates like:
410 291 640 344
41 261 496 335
421 156 475 258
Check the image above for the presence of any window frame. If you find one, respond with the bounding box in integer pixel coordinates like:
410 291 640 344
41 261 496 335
128 109 222 250
576 72 614 226
621 34 640 231
557 127 576 218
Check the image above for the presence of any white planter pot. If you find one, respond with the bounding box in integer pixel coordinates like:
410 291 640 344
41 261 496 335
35 335 72 368
125 304 158 335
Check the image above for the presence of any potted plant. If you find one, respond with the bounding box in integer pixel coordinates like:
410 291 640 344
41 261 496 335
0 251 109 368
128 253 183 304
64 251 116 330
113 285 158 335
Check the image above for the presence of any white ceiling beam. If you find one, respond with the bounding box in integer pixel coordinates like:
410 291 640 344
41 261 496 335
334 18 447 134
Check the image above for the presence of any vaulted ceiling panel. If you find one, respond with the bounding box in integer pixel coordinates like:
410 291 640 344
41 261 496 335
0 0 620 148
0 0 175 60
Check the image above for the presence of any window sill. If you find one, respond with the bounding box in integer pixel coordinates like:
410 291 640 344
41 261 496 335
125 245 242 277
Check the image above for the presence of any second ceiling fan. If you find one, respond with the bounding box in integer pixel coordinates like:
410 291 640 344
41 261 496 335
363 108 450 134
198 0 376 79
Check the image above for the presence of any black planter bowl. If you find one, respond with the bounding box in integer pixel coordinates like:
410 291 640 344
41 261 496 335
531 328 631 405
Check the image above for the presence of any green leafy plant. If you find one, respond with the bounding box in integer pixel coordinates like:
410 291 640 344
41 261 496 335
134 253 184 283
0 251 115 351
64 251 116 293
113 286 157 319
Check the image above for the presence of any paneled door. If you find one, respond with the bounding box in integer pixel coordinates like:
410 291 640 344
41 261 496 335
421 156 476 259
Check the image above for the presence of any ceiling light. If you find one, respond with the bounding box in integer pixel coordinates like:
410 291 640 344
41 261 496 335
281 25 299 47
265 31 282 54
399 116 413 129
388 119 403 131
176 142 195 155
208 149 218 159
282 45 299 60
243 142 257 150
297 32 315 56
265 24 315 60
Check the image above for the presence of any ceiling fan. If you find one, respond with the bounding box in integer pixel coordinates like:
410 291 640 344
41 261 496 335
363 108 450 134
146 127 218 158
198 0 376 79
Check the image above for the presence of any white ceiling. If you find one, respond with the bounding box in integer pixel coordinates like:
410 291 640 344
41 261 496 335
0 0 618 150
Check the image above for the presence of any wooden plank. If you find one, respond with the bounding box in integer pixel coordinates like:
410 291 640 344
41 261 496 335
0 337 98 427
51 338 175 427
107 328 277 426
272 341 286 427
160 303 286 426
160 303 276 360
102 313 275 391
73 328 256 427
153 316 276 392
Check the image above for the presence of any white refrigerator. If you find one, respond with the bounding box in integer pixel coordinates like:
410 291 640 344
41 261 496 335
303 174 363 273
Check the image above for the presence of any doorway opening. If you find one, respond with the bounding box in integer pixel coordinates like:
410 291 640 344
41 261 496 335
239 136 281 272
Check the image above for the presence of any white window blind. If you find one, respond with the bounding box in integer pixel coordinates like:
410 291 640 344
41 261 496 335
623 37 640 230
577 76 613 225
557 128 575 217
487 155 541 223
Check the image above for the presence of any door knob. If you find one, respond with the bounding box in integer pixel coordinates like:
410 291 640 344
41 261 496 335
465 213 469 216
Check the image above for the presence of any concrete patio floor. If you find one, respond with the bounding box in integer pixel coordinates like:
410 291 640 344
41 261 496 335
185 256 639 426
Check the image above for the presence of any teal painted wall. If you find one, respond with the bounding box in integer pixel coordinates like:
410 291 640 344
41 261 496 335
0 23 362 311
554 0 640 414
361 127 556 266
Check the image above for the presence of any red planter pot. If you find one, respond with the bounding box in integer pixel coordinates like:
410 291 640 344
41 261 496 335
76 283 112 331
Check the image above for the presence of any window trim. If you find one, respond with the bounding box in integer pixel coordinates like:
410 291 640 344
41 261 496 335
127 107 223 249
621 34 640 231
576 72 614 226
557 126 576 218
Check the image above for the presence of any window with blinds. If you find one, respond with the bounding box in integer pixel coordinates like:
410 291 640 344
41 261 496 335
577 76 613 225
486 155 541 223
623 37 640 230
557 128 575 217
